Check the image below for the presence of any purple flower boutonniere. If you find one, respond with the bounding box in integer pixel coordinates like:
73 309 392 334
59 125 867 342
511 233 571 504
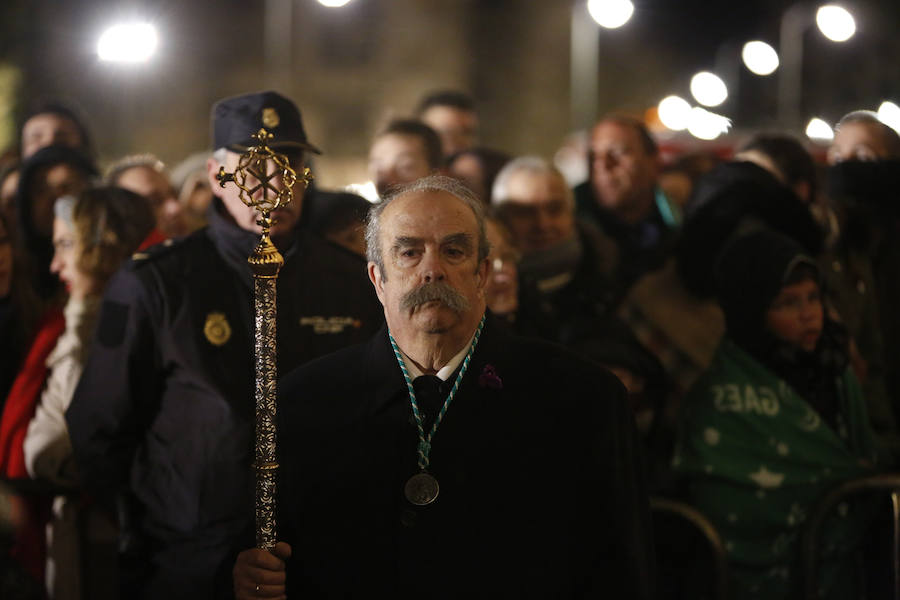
478 364 503 390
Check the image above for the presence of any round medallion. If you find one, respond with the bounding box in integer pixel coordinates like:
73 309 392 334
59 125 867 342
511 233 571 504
204 311 232 346
404 472 439 506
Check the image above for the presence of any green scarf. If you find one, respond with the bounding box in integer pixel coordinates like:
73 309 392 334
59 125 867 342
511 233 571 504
673 339 878 600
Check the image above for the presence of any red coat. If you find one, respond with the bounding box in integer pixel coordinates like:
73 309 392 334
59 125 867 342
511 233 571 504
1 307 65 477
0 306 65 585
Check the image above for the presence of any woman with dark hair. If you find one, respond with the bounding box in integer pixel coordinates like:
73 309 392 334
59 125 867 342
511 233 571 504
736 133 818 205
304 190 371 257
14 145 98 302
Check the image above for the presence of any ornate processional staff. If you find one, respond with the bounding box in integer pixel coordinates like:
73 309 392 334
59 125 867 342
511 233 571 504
216 129 313 550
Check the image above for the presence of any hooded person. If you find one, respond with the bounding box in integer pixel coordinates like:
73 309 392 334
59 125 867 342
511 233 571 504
673 227 880 600
617 160 824 403
14 145 98 302
677 160 824 299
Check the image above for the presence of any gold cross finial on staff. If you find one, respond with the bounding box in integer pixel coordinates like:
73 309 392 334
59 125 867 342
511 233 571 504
215 128 314 237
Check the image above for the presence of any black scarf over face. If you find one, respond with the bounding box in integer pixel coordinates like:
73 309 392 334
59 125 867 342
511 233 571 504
827 159 900 253
715 228 849 430
677 161 824 298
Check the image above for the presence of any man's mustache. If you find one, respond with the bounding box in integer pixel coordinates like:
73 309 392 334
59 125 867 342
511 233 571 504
400 281 470 314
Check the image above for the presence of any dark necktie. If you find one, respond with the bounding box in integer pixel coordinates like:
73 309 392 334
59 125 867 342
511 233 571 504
412 375 445 431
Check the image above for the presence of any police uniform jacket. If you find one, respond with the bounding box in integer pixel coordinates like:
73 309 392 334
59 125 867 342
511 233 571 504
276 315 654 599
66 201 383 598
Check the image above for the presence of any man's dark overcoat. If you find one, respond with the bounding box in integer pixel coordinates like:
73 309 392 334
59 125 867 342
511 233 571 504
277 317 654 598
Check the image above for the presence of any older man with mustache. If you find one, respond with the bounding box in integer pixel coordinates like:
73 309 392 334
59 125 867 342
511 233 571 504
233 175 653 599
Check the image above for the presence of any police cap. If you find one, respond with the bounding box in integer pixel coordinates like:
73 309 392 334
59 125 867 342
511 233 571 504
211 90 321 154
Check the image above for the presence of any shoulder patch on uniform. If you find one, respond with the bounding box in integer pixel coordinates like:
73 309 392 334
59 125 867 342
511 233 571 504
97 300 129 348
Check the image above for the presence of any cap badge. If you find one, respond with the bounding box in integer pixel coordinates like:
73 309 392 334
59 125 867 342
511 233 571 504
204 311 232 346
262 107 280 129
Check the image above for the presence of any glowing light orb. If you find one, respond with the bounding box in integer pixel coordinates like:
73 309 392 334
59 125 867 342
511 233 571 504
816 5 856 42
587 0 634 29
658 95 692 131
97 23 158 63
877 101 900 134
687 107 731 140
742 41 779 76
805 118 834 141
690 71 728 107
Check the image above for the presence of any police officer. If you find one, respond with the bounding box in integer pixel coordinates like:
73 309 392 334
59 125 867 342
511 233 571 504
66 91 383 598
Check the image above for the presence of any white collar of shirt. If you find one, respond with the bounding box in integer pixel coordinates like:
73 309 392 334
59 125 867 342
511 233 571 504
400 330 478 381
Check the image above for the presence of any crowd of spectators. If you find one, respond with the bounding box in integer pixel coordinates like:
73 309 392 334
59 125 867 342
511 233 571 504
1 88 899 599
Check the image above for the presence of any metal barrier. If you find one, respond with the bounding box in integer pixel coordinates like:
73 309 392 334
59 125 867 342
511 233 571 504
800 473 900 600
651 496 729 600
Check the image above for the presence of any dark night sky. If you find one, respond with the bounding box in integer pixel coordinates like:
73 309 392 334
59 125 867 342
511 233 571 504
599 0 898 125
3 0 896 115
0 0 896 162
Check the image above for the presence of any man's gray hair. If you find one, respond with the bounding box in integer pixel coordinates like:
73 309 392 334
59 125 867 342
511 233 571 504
491 155 574 207
365 175 490 280
54 195 76 226
837 110 883 129
211 147 229 163
836 110 900 158
105 153 166 186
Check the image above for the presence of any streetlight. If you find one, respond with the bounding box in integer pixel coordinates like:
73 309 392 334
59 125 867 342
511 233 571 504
690 72 728 107
816 5 856 42
570 0 634 130
657 95 692 131
878 101 900 134
587 0 634 29
778 3 856 127
742 41 779 76
318 0 353 6
805 117 834 141
97 23 158 63
687 107 731 141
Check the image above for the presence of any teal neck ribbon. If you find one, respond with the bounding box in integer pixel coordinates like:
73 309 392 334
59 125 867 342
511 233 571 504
389 314 486 472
